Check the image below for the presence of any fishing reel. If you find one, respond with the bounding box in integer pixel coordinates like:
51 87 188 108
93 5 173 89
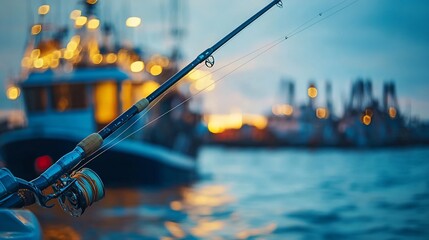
54 168 105 217
0 167 104 217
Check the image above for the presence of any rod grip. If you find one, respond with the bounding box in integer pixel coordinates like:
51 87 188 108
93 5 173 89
77 133 103 156
134 98 149 113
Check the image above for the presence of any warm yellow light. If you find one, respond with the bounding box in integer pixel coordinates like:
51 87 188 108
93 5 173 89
67 42 78 51
206 114 243 133
31 24 42 35
130 61 144 72
208 121 225 134
170 201 183 211
63 50 74 60
70 10 81 20
75 16 87 28
105 53 117 63
389 107 397 119
31 49 41 58
193 77 215 92
165 222 185 239
308 87 318 98
87 18 100 30
57 97 70 112
33 58 44 68
150 65 163 76
121 81 133 110
272 104 293 116
52 50 61 59
21 57 32 68
243 115 268 129
91 54 103 64
95 82 118 124
6 86 20 100
38 5 50 15
50 59 59 68
188 69 204 81
272 105 281 116
86 0 97 4
126 17 141 27
283 104 294 116
141 80 160 97
362 114 372 125
316 107 329 119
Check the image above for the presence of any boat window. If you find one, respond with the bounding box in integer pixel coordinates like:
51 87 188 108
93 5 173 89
121 81 133 110
121 80 160 111
94 81 118 129
51 84 87 111
24 87 48 112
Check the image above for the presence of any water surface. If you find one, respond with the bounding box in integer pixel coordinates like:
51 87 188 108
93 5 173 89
33 147 429 239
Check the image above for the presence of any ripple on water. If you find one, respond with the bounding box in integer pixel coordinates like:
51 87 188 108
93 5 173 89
286 210 341 225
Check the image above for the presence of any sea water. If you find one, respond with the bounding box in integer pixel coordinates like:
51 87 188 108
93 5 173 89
34 146 429 239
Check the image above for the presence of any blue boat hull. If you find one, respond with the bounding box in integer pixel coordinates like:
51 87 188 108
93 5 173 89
0 128 197 187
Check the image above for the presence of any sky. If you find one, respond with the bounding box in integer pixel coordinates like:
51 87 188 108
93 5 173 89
0 0 428 120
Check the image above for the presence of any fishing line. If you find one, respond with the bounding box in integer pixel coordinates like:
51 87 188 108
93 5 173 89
287 0 360 38
77 90 168 169
78 63 209 170
78 0 360 167
80 40 283 167
78 38 287 169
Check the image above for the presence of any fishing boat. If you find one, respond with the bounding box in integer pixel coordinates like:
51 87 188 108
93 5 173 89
0 0 200 187
0 3 283 239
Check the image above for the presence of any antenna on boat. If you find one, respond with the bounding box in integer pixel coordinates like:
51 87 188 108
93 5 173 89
0 0 283 216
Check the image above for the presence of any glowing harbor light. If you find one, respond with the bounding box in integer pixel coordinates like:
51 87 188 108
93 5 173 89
150 65 163 76
205 113 243 134
244 114 268 129
316 107 329 119
307 86 318 98
105 53 117 63
188 69 205 81
126 17 141 27
283 104 294 116
86 0 98 4
63 50 74 60
31 24 42 35
389 107 397 119
66 41 78 51
38 5 50 15
21 57 32 68
208 121 225 134
6 86 20 100
87 18 100 30
70 10 81 20
272 104 293 116
362 114 372 125
193 77 215 92
170 201 183 211
75 16 88 28
91 54 103 64
141 80 160 97
33 58 44 68
130 61 144 72
30 49 41 58
95 82 117 124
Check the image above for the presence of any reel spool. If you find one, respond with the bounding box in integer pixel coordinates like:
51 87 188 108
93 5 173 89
58 168 104 217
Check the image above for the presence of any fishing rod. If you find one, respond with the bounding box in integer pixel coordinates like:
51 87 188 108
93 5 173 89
0 0 283 216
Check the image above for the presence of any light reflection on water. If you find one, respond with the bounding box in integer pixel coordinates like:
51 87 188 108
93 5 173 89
31 146 429 239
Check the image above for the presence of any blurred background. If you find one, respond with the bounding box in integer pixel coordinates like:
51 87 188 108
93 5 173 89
0 0 428 239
